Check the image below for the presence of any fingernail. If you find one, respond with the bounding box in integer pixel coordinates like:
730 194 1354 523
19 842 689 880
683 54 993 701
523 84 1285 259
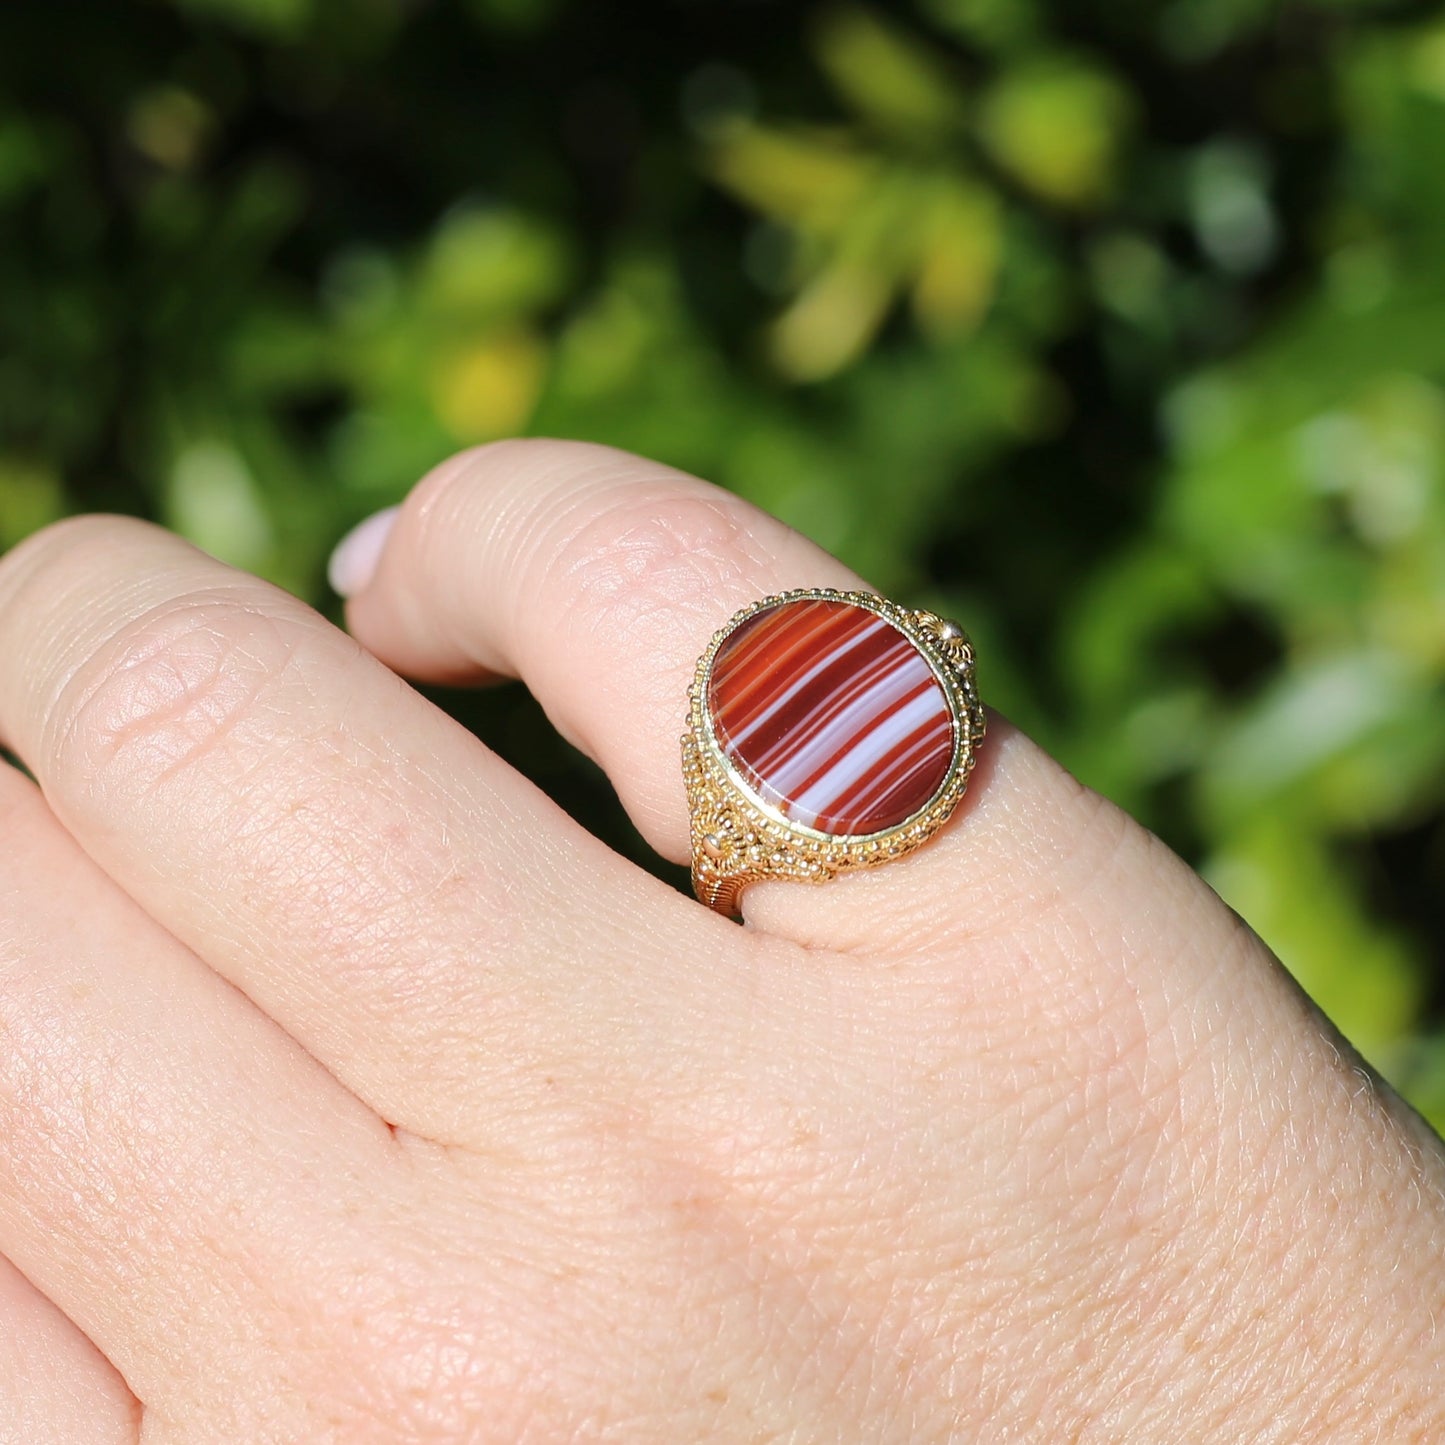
328 506 400 598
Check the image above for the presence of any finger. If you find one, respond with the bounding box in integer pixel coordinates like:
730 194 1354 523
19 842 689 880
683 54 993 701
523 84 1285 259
340 443 868 838
0 517 753 1148
0 764 405 1426
0 1252 138 1444
339 440 1132 952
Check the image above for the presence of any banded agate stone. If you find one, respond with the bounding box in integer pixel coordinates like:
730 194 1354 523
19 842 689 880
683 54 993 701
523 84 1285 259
706 597 954 837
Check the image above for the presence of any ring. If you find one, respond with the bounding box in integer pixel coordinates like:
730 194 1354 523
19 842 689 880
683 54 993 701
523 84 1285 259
682 588 986 916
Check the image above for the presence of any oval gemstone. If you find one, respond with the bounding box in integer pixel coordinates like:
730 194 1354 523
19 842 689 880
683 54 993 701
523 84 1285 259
707 598 954 837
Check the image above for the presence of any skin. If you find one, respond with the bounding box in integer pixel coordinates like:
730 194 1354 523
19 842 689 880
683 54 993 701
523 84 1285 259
0 437 1440 1442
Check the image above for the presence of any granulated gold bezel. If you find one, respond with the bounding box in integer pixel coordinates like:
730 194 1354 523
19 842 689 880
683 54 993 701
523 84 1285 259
682 587 985 916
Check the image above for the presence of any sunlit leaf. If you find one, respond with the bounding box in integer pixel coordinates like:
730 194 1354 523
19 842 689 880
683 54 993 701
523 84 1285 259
769 256 894 380
910 181 1002 336
1199 649 1441 825
422 208 571 324
430 329 548 442
1408 20 1445 103
978 56 1133 207
812 5 966 140
706 124 876 233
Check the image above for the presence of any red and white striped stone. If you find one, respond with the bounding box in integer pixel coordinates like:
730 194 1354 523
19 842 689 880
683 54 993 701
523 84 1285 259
706 597 954 837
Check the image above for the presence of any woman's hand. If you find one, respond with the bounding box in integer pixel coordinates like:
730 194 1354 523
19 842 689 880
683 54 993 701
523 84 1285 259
0 440 1441 1442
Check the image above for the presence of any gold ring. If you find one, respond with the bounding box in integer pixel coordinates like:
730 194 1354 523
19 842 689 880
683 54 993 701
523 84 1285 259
682 588 985 916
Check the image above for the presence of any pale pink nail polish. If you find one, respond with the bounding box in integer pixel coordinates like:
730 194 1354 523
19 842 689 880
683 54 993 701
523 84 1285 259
328 506 400 598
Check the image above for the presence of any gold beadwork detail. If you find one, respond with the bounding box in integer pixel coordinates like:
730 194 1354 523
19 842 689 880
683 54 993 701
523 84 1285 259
682 588 985 918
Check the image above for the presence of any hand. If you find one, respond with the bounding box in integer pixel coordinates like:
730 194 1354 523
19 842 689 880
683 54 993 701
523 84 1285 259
1 440 1441 1442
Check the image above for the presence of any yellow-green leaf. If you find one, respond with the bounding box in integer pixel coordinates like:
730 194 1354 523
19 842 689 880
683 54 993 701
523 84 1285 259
979 56 1132 207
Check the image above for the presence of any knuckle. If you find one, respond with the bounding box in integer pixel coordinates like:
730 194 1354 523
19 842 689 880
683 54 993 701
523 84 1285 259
556 484 759 622
423 439 763 626
52 591 309 804
550 483 764 708
407 441 769 740
552 487 764 730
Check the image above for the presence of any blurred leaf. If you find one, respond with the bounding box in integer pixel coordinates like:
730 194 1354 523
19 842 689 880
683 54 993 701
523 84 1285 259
1200 650 1444 827
1408 19 1445 104
1189 142 1278 275
431 329 548 442
1088 231 1171 325
127 87 213 171
421 207 571 325
0 458 65 548
166 0 313 38
1062 543 1216 712
0 119 47 206
706 124 876 233
919 0 1041 53
813 4 966 140
770 255 895 380
464 0 562 33
910 180 1002 336
978 56 1133 207
1206 817 1422 1068
165 441 274 571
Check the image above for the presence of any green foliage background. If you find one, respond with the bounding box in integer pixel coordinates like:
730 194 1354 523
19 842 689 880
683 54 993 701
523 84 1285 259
4 0 1444 1120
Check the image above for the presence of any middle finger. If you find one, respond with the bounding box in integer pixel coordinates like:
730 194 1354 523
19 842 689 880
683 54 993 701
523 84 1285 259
0 518 746 1147
0 763 399 1422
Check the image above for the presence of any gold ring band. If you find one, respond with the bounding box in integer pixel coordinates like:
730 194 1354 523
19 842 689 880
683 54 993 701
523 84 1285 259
682 588 985 916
